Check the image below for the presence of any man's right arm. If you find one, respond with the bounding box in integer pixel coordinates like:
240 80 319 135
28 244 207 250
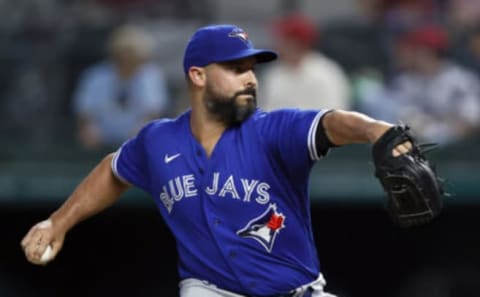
21 153 130 265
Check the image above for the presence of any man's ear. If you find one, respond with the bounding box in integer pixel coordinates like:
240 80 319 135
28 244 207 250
188 67 206 87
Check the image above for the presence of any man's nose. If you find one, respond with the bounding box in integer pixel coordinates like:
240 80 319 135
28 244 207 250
244 70 257 89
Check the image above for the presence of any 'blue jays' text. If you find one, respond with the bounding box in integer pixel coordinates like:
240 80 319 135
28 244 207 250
159 172 271 213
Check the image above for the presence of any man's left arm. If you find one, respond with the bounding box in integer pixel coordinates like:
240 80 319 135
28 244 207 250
320 109 445 228
321 110 411 156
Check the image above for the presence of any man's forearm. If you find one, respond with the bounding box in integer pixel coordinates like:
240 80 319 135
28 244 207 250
50 153 130 234
323 110 393 146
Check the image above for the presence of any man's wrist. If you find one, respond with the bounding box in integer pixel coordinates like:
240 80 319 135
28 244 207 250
367 121 394 144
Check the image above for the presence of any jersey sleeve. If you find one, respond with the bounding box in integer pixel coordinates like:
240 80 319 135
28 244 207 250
111 122 155 192
258 109 332 171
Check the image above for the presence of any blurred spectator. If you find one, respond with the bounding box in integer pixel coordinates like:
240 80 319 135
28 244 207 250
259 13 352 111
72 24 170 150
357 24 480 144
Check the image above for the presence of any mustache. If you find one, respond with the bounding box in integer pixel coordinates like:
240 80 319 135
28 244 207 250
233 87 256 99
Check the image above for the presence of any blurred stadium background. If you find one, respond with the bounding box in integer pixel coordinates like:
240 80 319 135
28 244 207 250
1 0 479 296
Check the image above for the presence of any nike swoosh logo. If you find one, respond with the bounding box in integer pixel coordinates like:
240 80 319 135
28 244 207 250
164 153 181 164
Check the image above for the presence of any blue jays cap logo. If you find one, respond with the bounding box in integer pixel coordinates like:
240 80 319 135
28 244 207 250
228 28 249 43
236 204 286 252
183 24 277 73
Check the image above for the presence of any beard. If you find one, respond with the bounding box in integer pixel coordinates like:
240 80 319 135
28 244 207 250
203 84 257 126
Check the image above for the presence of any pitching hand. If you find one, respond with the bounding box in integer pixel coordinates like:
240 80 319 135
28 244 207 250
21 219 65 265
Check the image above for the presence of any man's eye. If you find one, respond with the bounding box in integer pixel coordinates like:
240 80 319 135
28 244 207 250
232 66 253 73
232 66 243 72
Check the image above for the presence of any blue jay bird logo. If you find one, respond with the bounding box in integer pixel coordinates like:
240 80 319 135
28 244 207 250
228 28 250 43
237 204 286 252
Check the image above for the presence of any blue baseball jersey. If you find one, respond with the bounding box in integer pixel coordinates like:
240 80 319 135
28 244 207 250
111 108 330 296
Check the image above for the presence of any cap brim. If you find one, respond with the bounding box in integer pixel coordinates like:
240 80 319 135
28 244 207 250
216 48 278 64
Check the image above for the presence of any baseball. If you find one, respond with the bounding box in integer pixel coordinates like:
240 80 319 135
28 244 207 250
40 245 53 263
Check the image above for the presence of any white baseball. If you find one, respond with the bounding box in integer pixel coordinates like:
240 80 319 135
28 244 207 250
40 245 53 263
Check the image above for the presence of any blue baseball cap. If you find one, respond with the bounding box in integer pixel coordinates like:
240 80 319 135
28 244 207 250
183 24 278 74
